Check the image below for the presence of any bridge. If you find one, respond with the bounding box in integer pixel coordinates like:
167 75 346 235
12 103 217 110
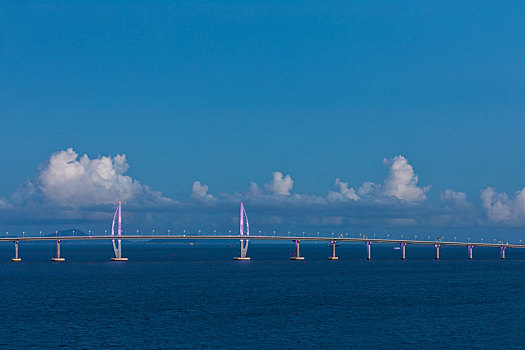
2 202 521 262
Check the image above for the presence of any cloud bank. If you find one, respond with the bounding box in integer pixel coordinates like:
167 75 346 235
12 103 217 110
441 189 468 206
1 149 523 238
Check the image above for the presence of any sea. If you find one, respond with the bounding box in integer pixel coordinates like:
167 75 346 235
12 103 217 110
1 241 525 349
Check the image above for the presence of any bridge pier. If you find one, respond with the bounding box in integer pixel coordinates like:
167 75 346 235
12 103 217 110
111 250 128 261
468 245 473 260
435 244 440 260
366 241 371 260
290 240 304 260
111 238 128 261
500 246 506 260
52 240 65 262
329 241 338 260
233 238 250 261
12 241 21 262
401 243 406 260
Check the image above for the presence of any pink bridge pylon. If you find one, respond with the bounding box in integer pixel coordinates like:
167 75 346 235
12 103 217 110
111 201 128 261
233 202 251 261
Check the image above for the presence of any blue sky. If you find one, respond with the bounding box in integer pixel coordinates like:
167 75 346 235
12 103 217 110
1 1 525 239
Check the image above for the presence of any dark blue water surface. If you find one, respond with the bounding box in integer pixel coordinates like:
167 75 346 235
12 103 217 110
1 241 525 349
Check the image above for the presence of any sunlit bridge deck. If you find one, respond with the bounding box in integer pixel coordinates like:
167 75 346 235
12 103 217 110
0 234 521 248
0 235 520 262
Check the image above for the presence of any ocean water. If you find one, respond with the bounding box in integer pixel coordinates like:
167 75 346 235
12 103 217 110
1 241 525 349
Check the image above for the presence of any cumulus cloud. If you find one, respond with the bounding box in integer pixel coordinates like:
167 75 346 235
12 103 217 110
265 171 294 196
480 187 525 224
441 189 468 206
191 181 216 202
357 181 380 198
324 156 428 203
327 178 359 201
25 148 171 207
247 182 261 197
221 174 326 205
382 155 429 202
237 156 428 206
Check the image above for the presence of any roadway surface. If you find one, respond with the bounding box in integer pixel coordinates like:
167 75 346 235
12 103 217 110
0 235 520 248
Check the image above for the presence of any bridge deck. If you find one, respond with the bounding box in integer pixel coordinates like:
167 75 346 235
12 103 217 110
0 235 519 248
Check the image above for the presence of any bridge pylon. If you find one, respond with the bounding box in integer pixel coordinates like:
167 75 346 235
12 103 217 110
233 203 250 261
111 201 128 261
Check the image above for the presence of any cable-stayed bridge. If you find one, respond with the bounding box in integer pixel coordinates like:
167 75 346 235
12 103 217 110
2 201 521 262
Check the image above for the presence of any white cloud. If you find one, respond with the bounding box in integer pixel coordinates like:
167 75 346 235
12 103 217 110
325 155 427 203
241 156 428 205
327 178 359 201
480 187 525 224
34 148 170 207
197 156 428 206
382 155 429 202
191 181 216 202
223 176 325 205
357 181 380 198
441 189 468 206
265 171 294 196
247 182 261 197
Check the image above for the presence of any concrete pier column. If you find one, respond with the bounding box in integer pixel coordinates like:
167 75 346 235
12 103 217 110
435 244 440 260
500 246 506 260
468 245 473 260
401 243 406 260
111 239 128 261
233 239 250 261
52 240 66 262
329 241 338 260
12 241 21 262
290 240 305 260
366 241 371 260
